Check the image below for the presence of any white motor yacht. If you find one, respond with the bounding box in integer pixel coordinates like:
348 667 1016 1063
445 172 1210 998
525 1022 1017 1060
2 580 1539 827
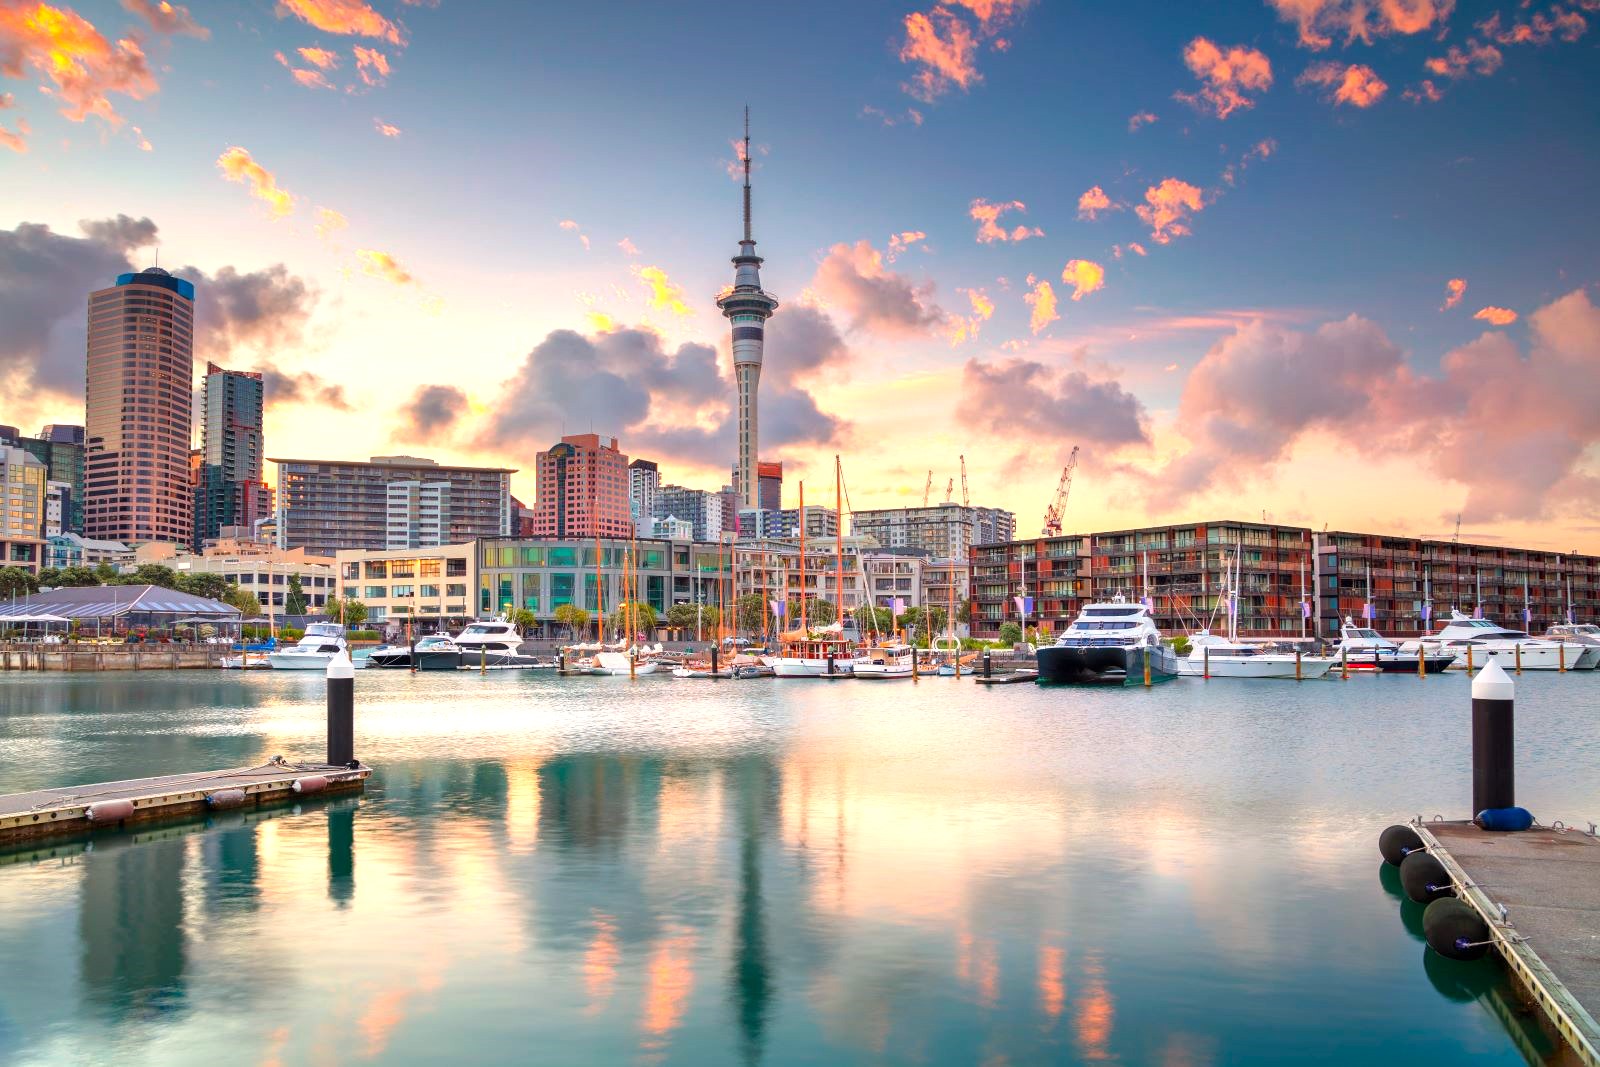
1543 624 1600 669
1333 617 1457 674
453 615 525 665
1179 631 1335 679
852 643 916 679
1037 598 1180 685
1400 611 1584 670
267 622 348 670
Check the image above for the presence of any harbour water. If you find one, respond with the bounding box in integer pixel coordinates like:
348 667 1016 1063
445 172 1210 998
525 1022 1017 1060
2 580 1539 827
1 670 1596 1065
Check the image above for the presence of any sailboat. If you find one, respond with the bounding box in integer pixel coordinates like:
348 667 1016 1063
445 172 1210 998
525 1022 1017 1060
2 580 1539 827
1179 548 1335 679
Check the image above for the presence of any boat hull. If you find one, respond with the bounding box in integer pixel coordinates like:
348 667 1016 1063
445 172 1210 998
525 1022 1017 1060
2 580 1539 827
267 653 338 670
1435 644 1583 671
1038 644 1180 685
853 663 915 679
1178 655 1336 679
768 657 858 678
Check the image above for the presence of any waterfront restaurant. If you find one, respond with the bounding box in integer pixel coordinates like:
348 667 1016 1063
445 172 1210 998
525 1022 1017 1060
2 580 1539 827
0 585 242 639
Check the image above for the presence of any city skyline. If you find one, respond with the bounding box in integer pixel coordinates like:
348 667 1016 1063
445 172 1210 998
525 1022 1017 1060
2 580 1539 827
3 0 1599 551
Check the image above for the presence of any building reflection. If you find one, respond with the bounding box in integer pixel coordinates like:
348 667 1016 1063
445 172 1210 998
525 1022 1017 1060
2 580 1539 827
79 832 188 1020
327 804 355 907
729 756 776 1066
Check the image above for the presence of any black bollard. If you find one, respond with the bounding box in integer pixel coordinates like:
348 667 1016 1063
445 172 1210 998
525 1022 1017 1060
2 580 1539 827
327 652 355 767
983 650 992 678
827 652 835 677
711 645 720 676
1471 660 1514 815
558 648 566 673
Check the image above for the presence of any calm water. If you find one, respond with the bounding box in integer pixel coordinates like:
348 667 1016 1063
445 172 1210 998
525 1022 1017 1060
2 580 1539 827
1 669 1597 1066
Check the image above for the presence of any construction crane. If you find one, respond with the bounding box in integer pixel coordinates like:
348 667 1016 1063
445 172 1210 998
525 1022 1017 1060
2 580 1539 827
959 455 970 507
923 470 933 507
1041 446 1080 536
944 477 954 503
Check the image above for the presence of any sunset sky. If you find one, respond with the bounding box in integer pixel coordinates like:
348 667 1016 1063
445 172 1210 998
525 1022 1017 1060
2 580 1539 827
3 0 1599 549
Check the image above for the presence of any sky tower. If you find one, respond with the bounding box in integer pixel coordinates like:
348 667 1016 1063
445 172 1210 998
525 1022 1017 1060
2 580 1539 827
716 107 779 510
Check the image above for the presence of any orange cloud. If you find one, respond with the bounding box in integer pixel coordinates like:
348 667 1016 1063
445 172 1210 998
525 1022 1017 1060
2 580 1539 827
1061 259 1105 301
274 50 333 89
373 117 399 136
1174 37 1272 119
948 0 1031 29
275 0 403 44
314 207 347 241
1024 277 1058 334
1474 306 1517 326
945 286 996 344
558 218 589 251
1402 79 1443 104
1112 242 1147 259
216 146 294 216
632 265 692 317
899 7 981 102
0 2 159 132
356 248 416 285
120 0 207 38
352 44 389 86
297 45 338 68
1267 0 1456 50
1128 110 1157 132
0 115 27 152
1077 185 1118 220
1297 61 1388 106
1477 9 1586 46
1135 178 1205 244
1424 40 1502 79
970 198 1043 243
886 230 928 261
1441 278 1466 311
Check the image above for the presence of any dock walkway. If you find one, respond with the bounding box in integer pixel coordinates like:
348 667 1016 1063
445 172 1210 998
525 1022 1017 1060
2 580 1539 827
1418 820 1600 1064
0 761 369 846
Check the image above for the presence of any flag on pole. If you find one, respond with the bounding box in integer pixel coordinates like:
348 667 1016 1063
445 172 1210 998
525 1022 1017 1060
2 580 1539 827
1012 595 1034 615
1421 602 1433 621
1300 600 1311 619
1522 606 1532 624
892 597 905 616
1362 602 1373 621
1141 595 1153 611
1473 604 1483 619
770 599 785 618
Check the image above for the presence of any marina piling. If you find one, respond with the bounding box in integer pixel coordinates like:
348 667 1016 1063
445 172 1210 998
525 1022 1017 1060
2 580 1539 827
327 651 354 768
1471 661 1515 815
982 650 992 678
1295 648 1302 681
711 645 720 675
1203 646 1210 680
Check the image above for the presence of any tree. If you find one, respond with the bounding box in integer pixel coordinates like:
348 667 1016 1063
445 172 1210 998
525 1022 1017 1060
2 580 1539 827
284 574 307 616
853 604 892 635
608 601 657 633
736 593 767 635
36 567 59 588
225 586 263 617
91 562 118 585
553 603 589 641
55 566 100 587
0 566 39 598
118 563 180 589
788 597 835 625
178 572 231 602
509 607 537 633
342 599 368 627
899 605 948 638
666 602 719 634
998 621 1022 645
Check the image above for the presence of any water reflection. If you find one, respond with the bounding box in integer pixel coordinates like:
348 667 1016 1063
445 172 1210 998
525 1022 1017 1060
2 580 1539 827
3 668 1593 1065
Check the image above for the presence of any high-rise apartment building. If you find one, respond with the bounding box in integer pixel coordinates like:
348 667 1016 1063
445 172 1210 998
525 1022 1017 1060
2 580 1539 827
0 424 86 534
530 434 631 539
273 455 514 557
0 445 47 574
850 503 1016 560
385 480 450 549
628 458 660 531
84 267 195 544
757 461 782 512
654 484 725 543
194 362 270 550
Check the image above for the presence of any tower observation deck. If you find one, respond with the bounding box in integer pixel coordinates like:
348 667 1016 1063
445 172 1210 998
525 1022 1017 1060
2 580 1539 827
715 108 779 511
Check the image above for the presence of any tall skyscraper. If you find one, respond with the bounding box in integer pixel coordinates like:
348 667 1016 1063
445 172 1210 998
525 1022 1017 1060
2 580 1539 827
628 458 660 531
715 109 779 510
84 267 195 544
194 362 271 549
530 434 631 539
757 461 782 512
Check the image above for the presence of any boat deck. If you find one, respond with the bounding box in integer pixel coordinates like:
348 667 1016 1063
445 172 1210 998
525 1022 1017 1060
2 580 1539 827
1418 820 1600 1064
0 761 369 847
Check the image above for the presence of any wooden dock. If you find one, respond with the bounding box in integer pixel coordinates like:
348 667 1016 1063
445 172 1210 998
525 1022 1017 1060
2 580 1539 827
0 761 369 847
973 669 1037 685
1417 820 1600 1065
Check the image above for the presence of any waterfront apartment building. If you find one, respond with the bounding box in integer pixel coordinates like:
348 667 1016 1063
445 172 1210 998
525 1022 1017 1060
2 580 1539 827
84 268 195 545
175 545 336 623
738 504 840 541
628 458 660 530
0 424 85 534
194 363 270 550
969 519 1600 640
0 445 47 575
273 455 514 557
531 434 631 539
850 502 1016 560
1313 531 1600 639
655 484 725 543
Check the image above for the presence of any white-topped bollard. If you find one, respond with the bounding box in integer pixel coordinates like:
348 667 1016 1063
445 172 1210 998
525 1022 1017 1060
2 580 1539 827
327 650 355 768
1471 659 1514 816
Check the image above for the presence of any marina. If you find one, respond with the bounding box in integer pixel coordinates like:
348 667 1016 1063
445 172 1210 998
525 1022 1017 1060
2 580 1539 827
1 665 1593 1064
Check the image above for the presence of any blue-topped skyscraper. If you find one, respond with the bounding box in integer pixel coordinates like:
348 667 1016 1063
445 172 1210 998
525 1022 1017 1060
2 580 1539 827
715 109 779 511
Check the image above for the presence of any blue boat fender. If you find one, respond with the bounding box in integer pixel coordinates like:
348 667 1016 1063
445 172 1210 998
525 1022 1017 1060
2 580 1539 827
1473 807 1534 832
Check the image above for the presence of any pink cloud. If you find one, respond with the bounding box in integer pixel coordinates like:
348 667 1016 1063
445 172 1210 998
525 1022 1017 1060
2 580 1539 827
1474 305 1517 326
899 7 981 102
1076 185 1118 220
1297 61 1388 106
352 44 390 86
1441 278 1466 311
1127 110 1158 132
1135 179 1205 244
1061 259 1105 301
0 1 159 136
1424 39 1503 79
1477 9 1586 46
1267 0 1456 50
958 357 1149 448
886 230 929 261
275 0 404 45
812 239 946 338
373 117 400 137
969 198 1043 243
1023 277 1058 334
1174 37 1272 119
120 0 208 38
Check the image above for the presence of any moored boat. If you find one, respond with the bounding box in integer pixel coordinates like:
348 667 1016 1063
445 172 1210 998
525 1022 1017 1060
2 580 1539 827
1399 611 1585 671
1543 623 1600 670
1333 617 1456 674
852 643 916 679
1037 598 1179 685
1179 632 1335 679
266 622 347 670
765 623 861 678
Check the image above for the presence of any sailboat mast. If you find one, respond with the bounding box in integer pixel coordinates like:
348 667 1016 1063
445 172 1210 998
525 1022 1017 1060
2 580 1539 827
835 456 843 632
798 481 808 632
1299 552 1307 639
